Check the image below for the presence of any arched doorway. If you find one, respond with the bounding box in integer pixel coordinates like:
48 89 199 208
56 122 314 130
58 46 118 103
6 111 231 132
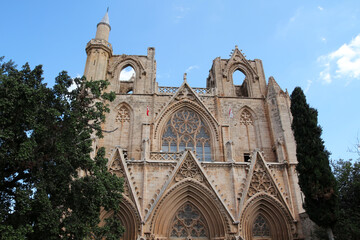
150 180 228 239
240 194 293 240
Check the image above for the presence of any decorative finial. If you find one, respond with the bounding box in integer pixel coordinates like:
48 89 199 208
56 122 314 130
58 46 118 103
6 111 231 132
183 73 187 82
235 45 238 49
107 7 109 12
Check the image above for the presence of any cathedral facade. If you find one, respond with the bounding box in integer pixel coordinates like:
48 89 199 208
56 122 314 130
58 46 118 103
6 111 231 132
84 12 307 240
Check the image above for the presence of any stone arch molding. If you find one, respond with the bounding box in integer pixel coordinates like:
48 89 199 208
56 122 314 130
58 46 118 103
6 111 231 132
114 102 133 120
100 196 141 240
238 105 258 121
108 55 146 79
114 102 134 120
239 193 295 240
154 100 220 146
227 62 254 83
223 48 259 83
148 179 231 239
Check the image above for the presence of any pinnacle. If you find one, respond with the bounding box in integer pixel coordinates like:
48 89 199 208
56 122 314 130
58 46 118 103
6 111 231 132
98 10 110 29
100 11 109 25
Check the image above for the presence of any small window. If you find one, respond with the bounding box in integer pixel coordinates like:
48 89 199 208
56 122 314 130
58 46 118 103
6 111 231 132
244 153 251 162
233 69 246 85
119 66 135 81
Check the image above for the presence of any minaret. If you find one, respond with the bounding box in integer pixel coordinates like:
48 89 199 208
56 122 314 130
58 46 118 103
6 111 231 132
84 10 112 81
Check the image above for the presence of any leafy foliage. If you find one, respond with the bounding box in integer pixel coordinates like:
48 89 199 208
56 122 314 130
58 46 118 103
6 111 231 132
290 87 338 230
0 57 123 239
332 158 360 239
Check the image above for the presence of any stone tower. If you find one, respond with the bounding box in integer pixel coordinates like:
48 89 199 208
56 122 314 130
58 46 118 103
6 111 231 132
84 12 307 240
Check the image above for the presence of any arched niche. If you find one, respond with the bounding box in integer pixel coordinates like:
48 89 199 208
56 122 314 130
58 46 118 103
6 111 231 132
113 103 133 151
237 107 261 162
240 194 294 240
149 180 229 239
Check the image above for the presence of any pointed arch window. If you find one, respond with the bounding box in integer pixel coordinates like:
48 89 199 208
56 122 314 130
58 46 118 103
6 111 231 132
115 105 131 149
232 69 249 97
161 108 212 161
253 214 271 237
169 203 209 239
239 109 257 161
119 65 135 81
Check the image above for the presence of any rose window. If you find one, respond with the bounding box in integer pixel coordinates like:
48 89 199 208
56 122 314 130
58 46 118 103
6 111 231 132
161 108 211 161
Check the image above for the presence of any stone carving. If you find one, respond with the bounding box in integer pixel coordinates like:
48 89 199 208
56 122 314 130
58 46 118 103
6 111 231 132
175 87 195 101
248 160 277 198
175 156 203 182
170 203 208 238
150 152 182 161
115 106 130 123
162 108 211 162
109 156 129 196
240 110 253 125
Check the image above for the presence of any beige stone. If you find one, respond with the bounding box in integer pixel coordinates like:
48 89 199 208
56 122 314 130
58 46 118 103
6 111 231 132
85 12 307 240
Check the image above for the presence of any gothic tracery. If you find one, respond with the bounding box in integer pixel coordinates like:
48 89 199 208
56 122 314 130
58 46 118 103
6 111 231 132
248 160 277 198
175 156 203 182
162 108 211 161
253 214 271 237
116 106 130 123
240 109 253 125
169 203 209 239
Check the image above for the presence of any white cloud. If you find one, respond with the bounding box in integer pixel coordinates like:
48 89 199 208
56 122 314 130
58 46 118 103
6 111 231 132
68 74 81 91
321 37 327 43
173 6 190 23
318 34 360 84
304 80 313 93
318 6 324 11
119 67 135 81
185 65 199 72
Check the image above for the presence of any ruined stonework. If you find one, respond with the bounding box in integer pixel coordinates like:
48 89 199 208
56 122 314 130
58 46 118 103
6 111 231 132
85 12 306 240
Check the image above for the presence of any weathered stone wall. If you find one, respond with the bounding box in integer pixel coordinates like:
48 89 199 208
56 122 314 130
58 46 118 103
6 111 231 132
84 17 306 238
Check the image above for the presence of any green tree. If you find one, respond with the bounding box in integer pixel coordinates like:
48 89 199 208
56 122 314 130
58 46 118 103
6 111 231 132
332 155 360 239
290 87 338 240
0 57 124 239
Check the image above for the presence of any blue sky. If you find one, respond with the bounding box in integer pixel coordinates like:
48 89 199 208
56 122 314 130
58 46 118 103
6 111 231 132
1 0 359 160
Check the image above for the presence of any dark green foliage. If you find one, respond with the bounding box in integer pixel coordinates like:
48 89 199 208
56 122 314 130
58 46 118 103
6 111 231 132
332 159 360 239
0 57 123 239
290 87 338 229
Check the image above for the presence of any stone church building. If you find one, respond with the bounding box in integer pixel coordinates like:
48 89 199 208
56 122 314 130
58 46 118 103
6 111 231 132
84 12 307 240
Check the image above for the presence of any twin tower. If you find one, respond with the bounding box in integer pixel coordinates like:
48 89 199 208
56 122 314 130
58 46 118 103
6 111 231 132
83 11 308 240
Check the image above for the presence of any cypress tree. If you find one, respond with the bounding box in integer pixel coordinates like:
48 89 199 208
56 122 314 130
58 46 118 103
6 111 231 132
290 87 338 239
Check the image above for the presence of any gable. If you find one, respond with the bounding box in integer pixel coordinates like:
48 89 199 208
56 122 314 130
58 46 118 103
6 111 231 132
238 151 294 220
153 81 220 141
144 151 235 224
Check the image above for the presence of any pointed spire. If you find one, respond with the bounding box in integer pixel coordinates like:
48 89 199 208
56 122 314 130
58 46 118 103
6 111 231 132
97 10 111 30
